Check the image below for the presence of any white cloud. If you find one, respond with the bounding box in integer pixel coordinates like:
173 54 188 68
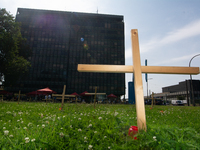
140 19 200 53
154 53 199 65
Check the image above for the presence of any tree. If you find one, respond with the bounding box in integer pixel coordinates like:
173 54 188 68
0 8 31 86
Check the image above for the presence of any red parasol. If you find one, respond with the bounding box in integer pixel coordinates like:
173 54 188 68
80 91 90 96
107 94 117 98
70 92 79 96
37 87 56 94
0 90 12 95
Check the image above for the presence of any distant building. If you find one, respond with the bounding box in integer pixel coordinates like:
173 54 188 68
153 80 200 104
6 8 125 96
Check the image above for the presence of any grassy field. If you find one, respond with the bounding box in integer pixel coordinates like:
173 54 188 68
0 102 200 150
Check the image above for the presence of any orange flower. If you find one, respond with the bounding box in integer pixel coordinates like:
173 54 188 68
160 110 163 113
59 108 62 110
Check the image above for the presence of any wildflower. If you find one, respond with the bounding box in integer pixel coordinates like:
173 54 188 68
31 138 35 142
78 118 81 120
98 117 102 120
70 125 72 128
84 137 87 140
114 112 119 116
28 123 32 126
58 117 60 120
3 127 6 130
80 113 83 115
41 113 43 118
23 127 27 130
88 124 92 127
37 125 39 127
78 129 82 132
21 121 24 124
59 108 61 110
60 132 64 137
153 136 157 141
42 124 45 128
94 131 97 134
88 145 93 149
63 116 65 118
25 137 30 143
104 136 107 138
17 120 20 122
9 135 13 138
4 130 9 135
108 146 111 149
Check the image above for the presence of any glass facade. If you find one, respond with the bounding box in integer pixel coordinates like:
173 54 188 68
8 8 125 96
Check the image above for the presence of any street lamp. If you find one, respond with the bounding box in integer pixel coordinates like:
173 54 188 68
147 78 153 98
189 54 200 106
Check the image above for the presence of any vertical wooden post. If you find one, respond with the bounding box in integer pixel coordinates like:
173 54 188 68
18 90 21 104
151 92 154 108
61 85 66 110
94 87 97 108
131 29 146 131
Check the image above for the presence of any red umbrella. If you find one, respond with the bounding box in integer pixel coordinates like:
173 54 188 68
0 90 12 95
37 87 56 94
80 91 90 96
70 92 79 96
107 94 117 98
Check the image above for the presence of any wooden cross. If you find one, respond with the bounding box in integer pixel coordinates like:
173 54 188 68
85 87 106 108
52 85 75 110
77 29 200 131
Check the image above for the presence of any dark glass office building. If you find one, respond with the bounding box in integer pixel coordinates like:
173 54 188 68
8 8 125 96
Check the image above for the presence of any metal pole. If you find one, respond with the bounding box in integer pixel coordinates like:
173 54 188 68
189 54 200 106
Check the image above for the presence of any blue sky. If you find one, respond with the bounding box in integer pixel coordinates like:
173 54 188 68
1 0 200 97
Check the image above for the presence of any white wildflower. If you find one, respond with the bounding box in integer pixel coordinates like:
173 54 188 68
42 124 45 128
104 136 107 138
60 132 64 137
153 136 157 141
98 117 102 120
31 138 35 142
9 135 13 138
25 137 30 143
88 145 93 149
94 131 97 134
88 124 92 127
78 129 82 132
114 112 119 116
4 130 9 135
3 127 6 130
108 146 111 149
23 127 27 130
78 118 81 120
70 125 72 128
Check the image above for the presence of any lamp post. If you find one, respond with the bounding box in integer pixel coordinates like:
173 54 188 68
189 54 200 106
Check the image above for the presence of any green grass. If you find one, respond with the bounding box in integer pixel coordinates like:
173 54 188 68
0 102 200 149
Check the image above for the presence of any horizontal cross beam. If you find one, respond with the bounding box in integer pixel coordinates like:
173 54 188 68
78 64 200 75
85 93 106 95
52 94 75 97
